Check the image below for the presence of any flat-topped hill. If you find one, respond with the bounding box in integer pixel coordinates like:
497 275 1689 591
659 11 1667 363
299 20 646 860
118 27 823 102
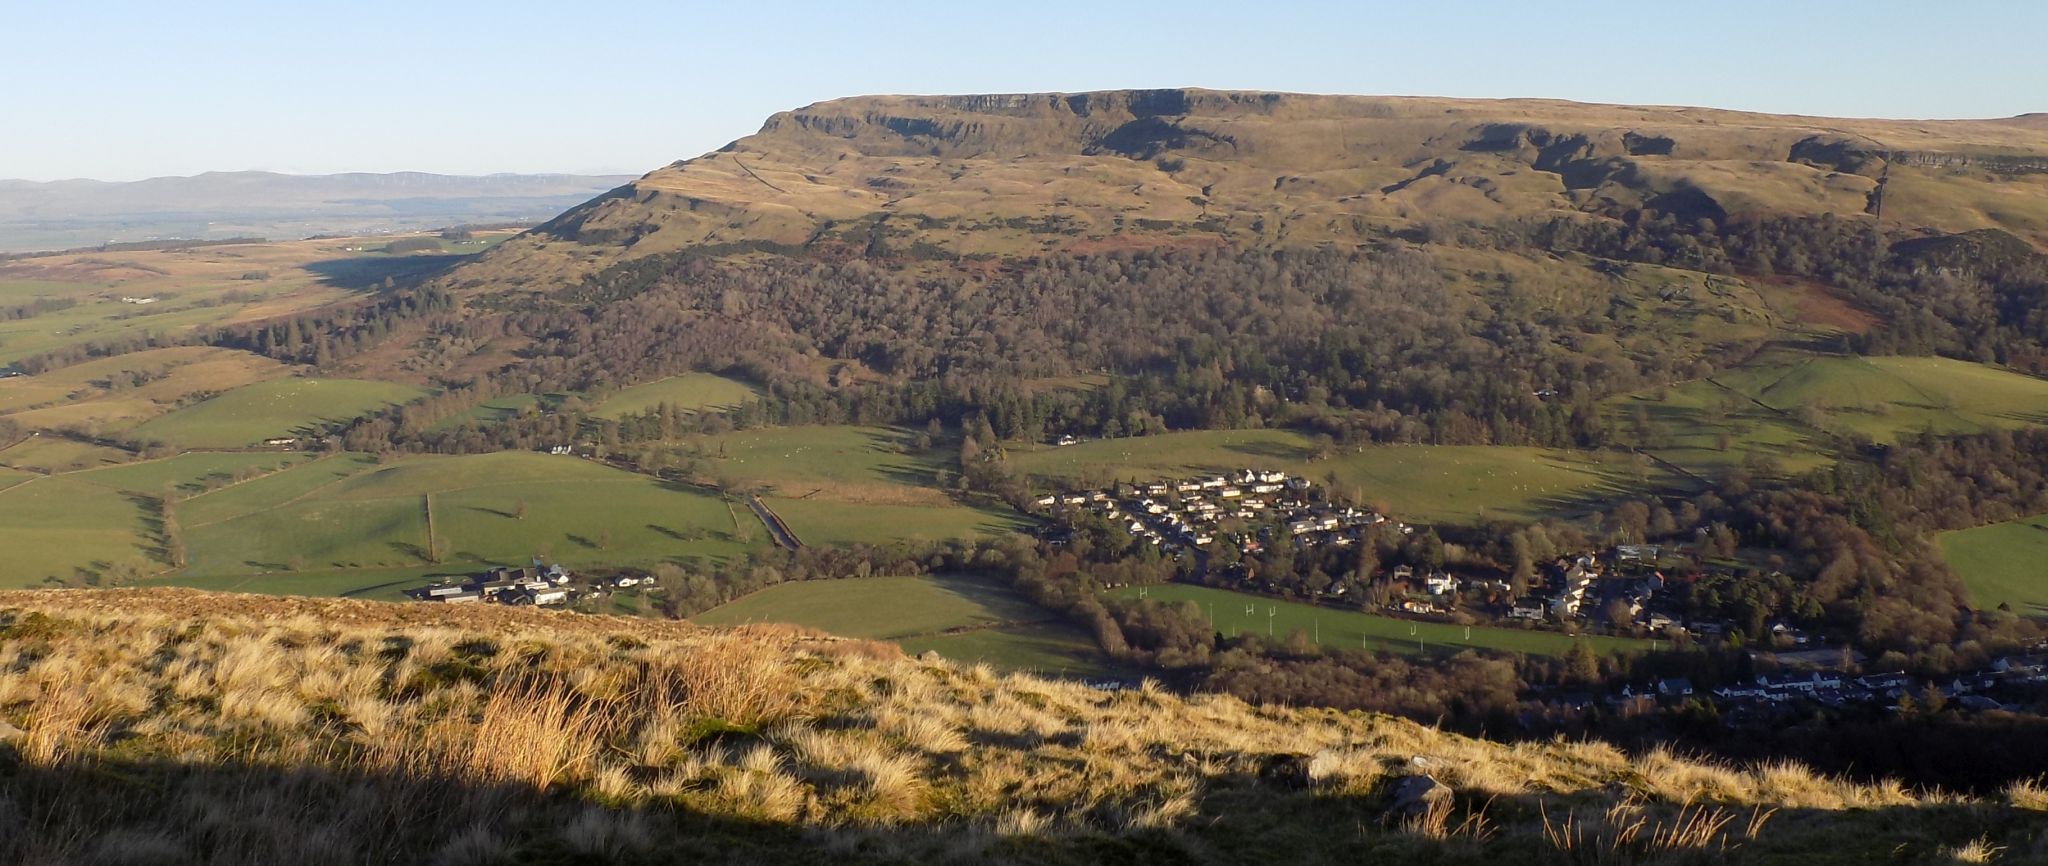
450 89 2048 290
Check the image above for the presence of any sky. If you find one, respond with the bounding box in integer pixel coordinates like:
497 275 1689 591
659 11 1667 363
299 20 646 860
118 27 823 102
2 0 2044 182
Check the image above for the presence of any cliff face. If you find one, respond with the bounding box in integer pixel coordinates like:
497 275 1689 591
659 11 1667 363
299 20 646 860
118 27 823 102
448 89 2048 291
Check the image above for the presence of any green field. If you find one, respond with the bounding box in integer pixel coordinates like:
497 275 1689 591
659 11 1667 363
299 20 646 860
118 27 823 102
695 575 1047 638
591 373 757 420
160 564 481 602
174 451 748 579
688 425 941 488
765 497 1030 547
1009 428 1664 525
0 435 133 473
693 574 1107 674
0 476 156 587
177 453 381 527
1616 351 2048 477
683 425 1032 544
130 378 427 448
1112 584 1648 657
70 451 312 495
1940 515 2048 616
429 394 543 431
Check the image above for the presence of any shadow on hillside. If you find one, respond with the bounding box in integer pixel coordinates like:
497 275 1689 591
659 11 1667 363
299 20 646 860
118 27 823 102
1 750 2034 864
304 253 468 291
1225 439 1316 461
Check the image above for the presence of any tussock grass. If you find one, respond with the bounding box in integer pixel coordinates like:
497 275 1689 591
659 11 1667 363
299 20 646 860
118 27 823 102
0 588 2042 864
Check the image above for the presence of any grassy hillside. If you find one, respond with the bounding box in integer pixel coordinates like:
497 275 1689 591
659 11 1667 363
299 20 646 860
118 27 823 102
0 588 2039 864
449 90 2048 293
1612 351 2048 477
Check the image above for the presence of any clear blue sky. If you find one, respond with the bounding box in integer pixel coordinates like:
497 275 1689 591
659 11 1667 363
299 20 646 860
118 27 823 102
3 0 2043 181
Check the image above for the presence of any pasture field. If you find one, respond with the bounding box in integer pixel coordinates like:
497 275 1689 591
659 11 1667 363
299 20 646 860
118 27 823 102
0 346 291 427
129 377 426 448
70 451 311 495
177 453 380 527
161 564 478 603
681 425 1029 542
1614 350 2048 477
764 497 1030 547
0 435 132 473
174 451 747 579
1939 515 2048 616
693 574 1108 674
687 425 941 490
897 623 1111 677
1112 584 1648 657
1008 428 1664 525
0 476 156 587
428 393 543 431
591 373 757 419
181 496 430 575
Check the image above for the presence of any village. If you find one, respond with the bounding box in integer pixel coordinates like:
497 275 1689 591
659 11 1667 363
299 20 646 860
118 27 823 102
407 562 652 607
1025 469 2048 720
1029 469 1734 637
1032 467 1412 560
1587 650 2048 719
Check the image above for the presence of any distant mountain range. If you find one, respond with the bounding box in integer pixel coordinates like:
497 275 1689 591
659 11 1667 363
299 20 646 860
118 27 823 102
0 170 636 252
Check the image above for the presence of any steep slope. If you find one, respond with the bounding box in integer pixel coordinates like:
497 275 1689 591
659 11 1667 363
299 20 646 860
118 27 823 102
3 588 2043 864
450 89 2048 291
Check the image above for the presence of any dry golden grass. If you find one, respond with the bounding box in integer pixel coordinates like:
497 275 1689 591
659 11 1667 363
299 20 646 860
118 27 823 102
0 588 2039 864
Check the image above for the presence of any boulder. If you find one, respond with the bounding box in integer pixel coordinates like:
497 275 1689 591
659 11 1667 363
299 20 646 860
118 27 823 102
1388 774 1452 817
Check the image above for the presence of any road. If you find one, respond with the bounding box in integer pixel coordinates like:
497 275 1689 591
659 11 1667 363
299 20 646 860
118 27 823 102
746 495 802 550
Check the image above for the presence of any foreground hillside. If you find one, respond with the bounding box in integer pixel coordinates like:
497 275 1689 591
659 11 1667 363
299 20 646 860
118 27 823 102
2 590 2043 864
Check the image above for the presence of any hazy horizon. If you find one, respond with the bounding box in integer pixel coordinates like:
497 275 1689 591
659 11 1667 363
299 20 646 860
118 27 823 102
5 0 2044 182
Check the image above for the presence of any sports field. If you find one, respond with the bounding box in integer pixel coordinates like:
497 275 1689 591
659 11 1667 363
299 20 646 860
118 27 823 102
1111 584 1648 657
